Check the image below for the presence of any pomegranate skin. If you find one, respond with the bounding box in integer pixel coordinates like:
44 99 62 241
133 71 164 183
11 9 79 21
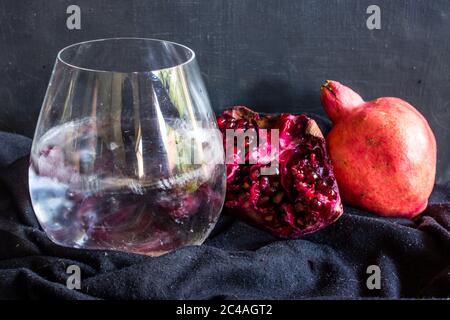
321 80 437 218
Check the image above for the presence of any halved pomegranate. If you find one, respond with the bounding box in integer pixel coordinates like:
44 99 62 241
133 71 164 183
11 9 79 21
217 106 343 238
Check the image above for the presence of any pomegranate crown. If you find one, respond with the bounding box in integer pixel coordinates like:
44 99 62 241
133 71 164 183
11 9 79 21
320 80 364 123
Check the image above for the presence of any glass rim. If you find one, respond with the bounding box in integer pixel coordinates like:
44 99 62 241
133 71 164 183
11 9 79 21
56 37 196 74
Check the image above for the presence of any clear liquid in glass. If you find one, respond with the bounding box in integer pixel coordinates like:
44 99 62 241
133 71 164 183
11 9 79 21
29 118 225 256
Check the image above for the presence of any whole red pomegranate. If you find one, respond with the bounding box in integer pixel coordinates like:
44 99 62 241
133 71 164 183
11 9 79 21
217 106 343 238
320 80 436 218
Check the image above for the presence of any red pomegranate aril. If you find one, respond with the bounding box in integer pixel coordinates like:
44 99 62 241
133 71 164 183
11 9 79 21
218 106 343 238
327 189 336 199
316 179 329 191
258 196 270 206
236 119 247 128
296 218 305 226
250 169 260 181
267 186 278 194
295 202 305 213
310 199 323 211
306 171 319 183
272 192 284 204
216 116 226 128
260 176 270 190
295 181 311 193
292 167 305 180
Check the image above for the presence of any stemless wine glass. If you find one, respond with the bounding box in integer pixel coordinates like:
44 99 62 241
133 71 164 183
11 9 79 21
29 38 226 256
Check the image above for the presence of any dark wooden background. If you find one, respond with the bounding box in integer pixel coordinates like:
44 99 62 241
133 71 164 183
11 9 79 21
0 0 448 183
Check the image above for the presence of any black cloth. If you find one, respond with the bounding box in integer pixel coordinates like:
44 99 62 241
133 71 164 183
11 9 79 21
0 131 449 300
